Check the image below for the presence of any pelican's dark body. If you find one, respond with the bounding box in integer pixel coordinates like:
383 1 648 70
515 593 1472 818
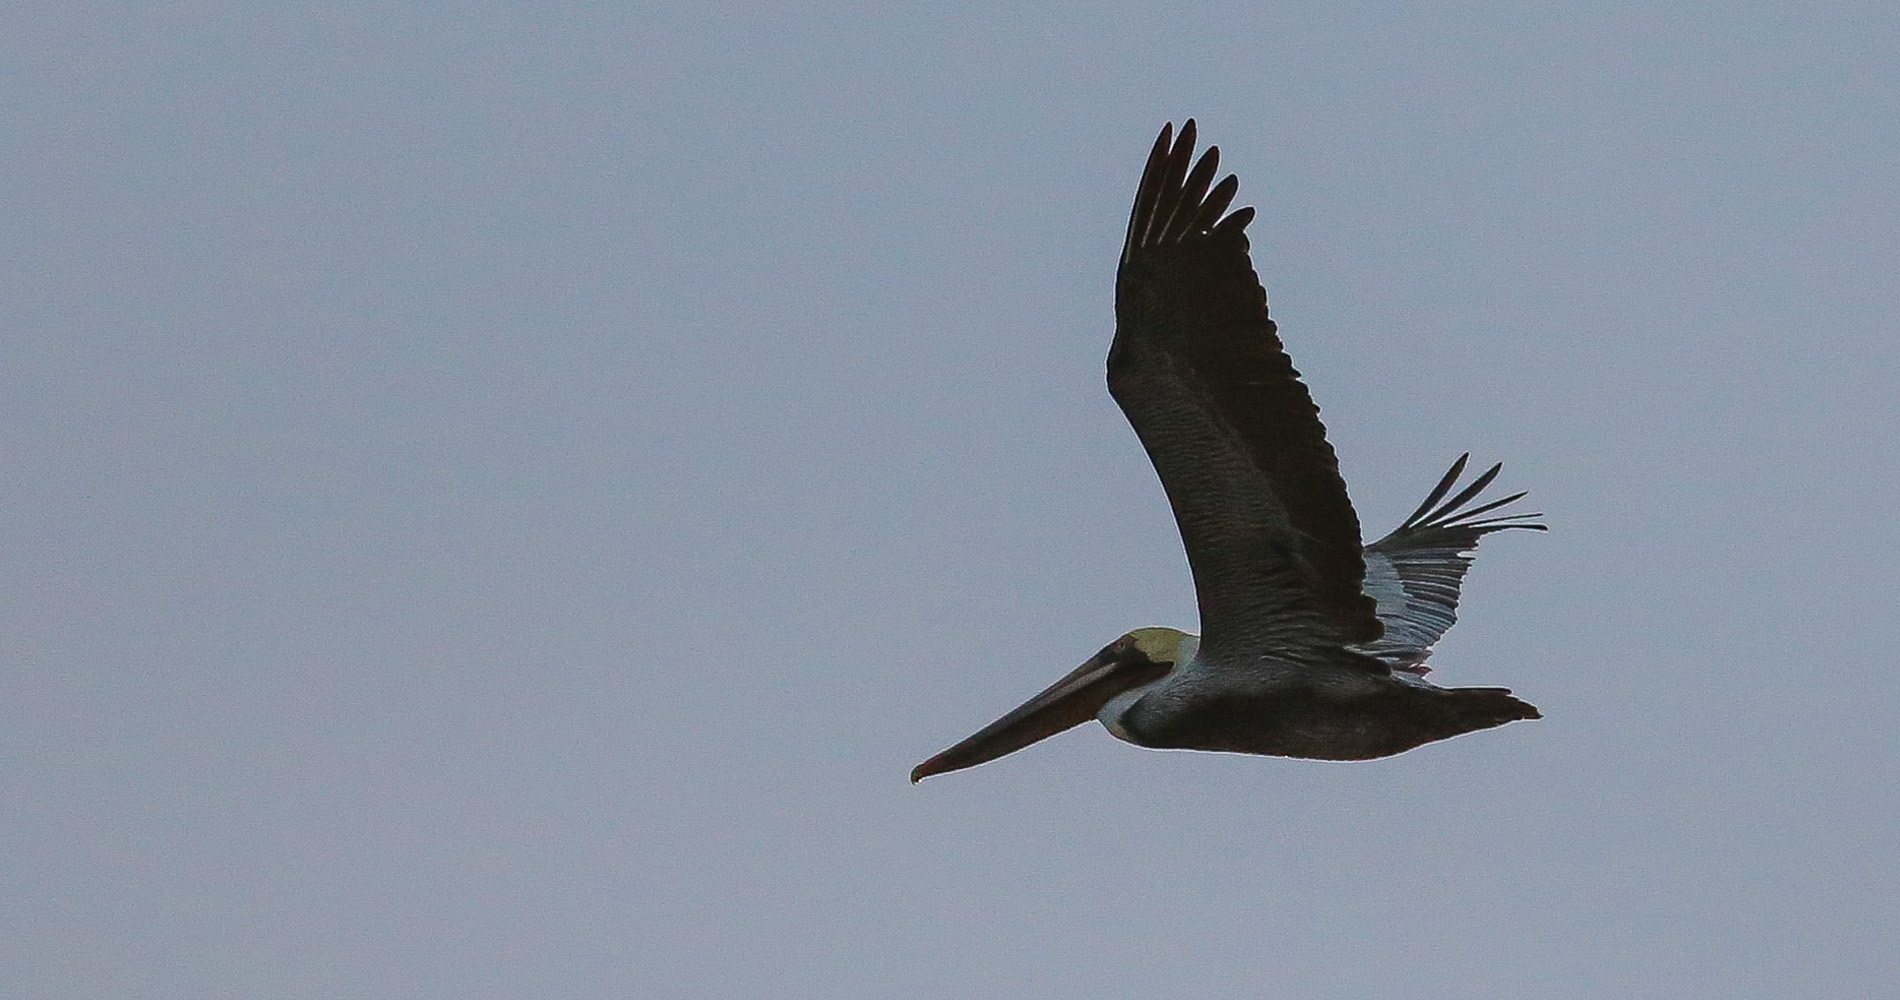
1118 659 1540 761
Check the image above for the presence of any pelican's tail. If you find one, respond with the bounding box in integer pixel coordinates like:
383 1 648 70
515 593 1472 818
1351 682 1540 759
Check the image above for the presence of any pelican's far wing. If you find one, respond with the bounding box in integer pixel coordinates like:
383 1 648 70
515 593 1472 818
1110 121 1384 661
1357 455 1545 672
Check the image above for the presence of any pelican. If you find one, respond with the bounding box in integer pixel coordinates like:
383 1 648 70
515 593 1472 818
912 121 1544 783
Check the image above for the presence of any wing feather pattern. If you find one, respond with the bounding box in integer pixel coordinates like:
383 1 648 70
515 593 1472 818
1110 121 1384 660
1356 455 1545 672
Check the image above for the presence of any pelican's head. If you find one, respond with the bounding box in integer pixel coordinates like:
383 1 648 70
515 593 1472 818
910 626 1198 783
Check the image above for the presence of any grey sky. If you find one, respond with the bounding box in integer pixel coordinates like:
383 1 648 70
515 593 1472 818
4 3 1896 997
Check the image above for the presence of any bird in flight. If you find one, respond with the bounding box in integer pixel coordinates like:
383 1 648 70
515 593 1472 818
912 121 1544 783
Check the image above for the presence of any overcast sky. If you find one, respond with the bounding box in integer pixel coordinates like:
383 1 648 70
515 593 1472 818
4 3 1897 998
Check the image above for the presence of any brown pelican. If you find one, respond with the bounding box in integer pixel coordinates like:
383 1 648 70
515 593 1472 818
912 121 1544 783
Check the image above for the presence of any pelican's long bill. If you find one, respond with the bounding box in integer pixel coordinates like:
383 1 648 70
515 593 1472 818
910 643 1170 783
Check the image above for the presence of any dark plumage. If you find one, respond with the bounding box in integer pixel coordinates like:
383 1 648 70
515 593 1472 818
1112 121 1382 656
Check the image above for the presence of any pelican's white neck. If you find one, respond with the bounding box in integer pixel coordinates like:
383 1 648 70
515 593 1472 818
1098 629 1198 743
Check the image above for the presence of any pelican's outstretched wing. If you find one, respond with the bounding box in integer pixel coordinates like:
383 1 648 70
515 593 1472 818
1356 455 1545 672
1110 121 1384 661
